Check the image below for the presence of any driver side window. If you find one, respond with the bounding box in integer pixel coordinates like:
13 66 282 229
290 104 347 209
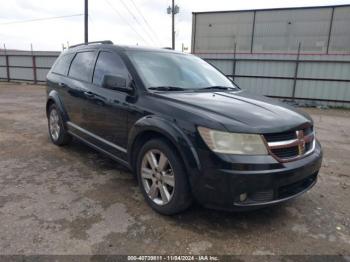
93 51 129 86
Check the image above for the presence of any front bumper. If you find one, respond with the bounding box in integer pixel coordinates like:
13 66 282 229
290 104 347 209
191 141 323 211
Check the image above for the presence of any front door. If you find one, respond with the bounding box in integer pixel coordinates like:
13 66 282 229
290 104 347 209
82 51 131 158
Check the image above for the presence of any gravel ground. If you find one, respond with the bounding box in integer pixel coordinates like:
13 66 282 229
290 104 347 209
0 82 349 256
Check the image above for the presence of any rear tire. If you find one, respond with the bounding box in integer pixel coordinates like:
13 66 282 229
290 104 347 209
48 104 72 146
136 138 192 215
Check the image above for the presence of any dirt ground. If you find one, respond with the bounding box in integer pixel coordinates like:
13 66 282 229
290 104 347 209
0 82 349 256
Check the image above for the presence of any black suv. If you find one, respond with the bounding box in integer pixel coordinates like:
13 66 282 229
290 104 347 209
46 41 322 215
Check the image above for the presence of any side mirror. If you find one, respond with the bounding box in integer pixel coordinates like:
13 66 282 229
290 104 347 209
102 75 133 93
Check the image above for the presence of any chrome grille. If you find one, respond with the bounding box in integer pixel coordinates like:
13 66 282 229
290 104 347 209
264 127 315 162
270 146 299 158
264 131 296 142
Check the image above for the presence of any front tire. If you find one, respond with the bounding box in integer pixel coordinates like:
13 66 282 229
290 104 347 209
136 139 192 215
48 104 71 146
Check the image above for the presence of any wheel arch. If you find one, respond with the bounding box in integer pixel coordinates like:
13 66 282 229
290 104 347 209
128 116 201 177
46 90 69 122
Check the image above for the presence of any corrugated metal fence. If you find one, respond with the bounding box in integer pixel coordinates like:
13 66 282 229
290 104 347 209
0 50 59 83
193 5 350 107
1 49 350 107
198 50 350 108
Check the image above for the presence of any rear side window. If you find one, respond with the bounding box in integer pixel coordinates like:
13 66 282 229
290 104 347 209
52 53 74 75
68 51 95 82
93 51 129 86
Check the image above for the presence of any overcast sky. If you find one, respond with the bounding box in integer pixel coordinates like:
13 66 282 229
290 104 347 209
0 0 349 51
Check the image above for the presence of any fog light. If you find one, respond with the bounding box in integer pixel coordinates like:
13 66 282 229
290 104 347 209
239 193 247 202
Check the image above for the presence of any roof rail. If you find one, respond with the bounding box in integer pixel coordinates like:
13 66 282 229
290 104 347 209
69 40 114 49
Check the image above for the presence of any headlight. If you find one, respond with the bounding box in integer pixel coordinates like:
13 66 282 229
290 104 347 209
198 127 268 155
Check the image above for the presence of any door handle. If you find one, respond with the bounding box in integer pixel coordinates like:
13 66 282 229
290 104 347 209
58 82 66 87
84 91 94 97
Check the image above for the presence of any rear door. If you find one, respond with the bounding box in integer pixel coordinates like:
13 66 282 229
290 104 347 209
65 51 97 127
82 50 131 153
48 52 75 113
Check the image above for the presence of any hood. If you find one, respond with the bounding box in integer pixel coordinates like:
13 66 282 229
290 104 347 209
154 90 312 133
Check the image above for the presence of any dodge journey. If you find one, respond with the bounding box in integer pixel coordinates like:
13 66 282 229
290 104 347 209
46 41 322 214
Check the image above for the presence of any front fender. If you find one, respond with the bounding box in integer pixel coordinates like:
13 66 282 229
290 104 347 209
46 90 69 122
127 115 201 176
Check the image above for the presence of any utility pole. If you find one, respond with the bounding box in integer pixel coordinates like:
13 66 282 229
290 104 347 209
171 0 175 50
167 1 179 50
84 0 88 43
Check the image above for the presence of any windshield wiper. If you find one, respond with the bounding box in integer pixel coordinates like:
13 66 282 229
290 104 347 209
148 86 186 91
198 86 234 90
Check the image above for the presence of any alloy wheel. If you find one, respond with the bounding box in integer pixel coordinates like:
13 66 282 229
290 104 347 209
141 149 175 206
49 109 60 141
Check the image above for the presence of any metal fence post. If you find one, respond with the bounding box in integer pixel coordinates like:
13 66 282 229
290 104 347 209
32 55 37 84
3 44 10 82
292 42 301 99
5 55 10 82
232 42 237 81
31 44 37 84
326 7 335 54
250 10 256 54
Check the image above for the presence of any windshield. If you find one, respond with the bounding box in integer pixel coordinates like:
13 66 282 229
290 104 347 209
127 51 237 90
